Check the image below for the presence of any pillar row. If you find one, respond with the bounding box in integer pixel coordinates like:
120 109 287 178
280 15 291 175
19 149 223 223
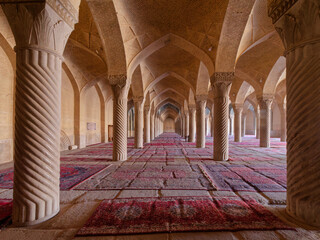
211 72 233 161
269 0 320 226
2 3 77 226
258 96 273 148
188 106 196 142
196 96 207 148
133 98 144 148
233 104 243 142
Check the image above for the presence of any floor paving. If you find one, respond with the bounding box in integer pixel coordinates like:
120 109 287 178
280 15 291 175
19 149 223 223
0 133 319 239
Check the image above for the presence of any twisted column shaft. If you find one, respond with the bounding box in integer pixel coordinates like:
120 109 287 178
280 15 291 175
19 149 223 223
111 81 129 161
196 98 207 148
212 73 233 161
144 107 150 143
258 97 273 147
2 3 76 226
188 107 196 142
134 99 143 148
269 0 320 226
234 105 243 142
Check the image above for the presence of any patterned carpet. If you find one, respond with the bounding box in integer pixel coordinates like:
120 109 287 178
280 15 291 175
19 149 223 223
77 196 292 235
0 133 289 234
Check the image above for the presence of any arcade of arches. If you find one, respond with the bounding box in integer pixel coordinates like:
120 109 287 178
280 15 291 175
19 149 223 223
0 0 319 239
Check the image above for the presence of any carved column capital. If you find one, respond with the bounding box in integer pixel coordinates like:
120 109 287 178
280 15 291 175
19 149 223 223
1 2 77 56
211 72 234 98
189 105 196 113
233 104 243 114
133 96 144 104
257 95 274 109
144 105 150 112
268 0 320 53
110 75 129 101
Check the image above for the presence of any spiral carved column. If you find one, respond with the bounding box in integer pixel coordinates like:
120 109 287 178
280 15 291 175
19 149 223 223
188 107 196 142
280 104 286 142
234 104 243 142
196 97 207 148
144 106 150 143
212 73 233 161
111 78 129 161
134 98 144 148
269 0 320 226
258 96 273 148
256 107 260 139
2 3 77 225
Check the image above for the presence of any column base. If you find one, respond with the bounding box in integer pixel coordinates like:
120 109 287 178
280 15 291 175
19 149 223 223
286 207 320 228
14 208 60 227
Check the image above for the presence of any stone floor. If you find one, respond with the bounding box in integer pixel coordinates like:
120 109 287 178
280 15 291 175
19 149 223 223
0 133 319 239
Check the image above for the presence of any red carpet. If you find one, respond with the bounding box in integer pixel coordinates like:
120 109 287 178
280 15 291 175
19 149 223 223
0 164 108 190
0 199 12 230
77 197 292 236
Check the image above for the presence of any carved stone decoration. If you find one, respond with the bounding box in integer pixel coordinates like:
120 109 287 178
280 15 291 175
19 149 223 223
233 104 243 142
188 106 196 142
257 95 273 148
144 106 150 143
133 98 143 149
0 2 77 226
111 77 129 161
196 96 207 148
269 0 320 226
211 72 233 161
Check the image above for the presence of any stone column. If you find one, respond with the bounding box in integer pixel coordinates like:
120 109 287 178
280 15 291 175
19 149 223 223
257 96 273 147
188 106 196 142
280 103 286 142
269 0 320 226
196 96 207 148
144 105 150 143
133 97 144 148
211 72 233 161
185 112 189 139
256 107 260 139
211 112 214 137
229 115 234 136
234 104 243 142
110 77 129 161
1 2 77 225
241 114 246 137
150 111 155 140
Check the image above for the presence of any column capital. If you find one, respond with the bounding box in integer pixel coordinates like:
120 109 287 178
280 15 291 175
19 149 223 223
133 96 144 103
108 74 127 86
1 1 77 56
210 72 234 84
233 103 243 113
196 95 208 102
268 0 320 53
257 95 274 109
189 105 196 113
144 105 150 112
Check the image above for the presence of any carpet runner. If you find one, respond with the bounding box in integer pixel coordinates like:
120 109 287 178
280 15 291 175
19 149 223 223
77 196 292 235
0 164 108 190
0 199 12 230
